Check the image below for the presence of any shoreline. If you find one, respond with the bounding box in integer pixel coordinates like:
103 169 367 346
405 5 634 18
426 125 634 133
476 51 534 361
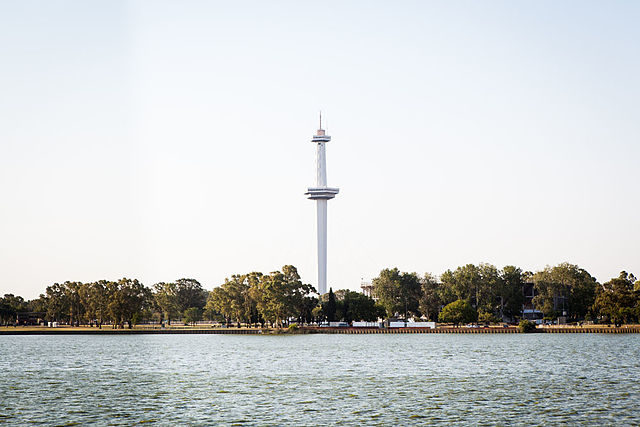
2 325 640 335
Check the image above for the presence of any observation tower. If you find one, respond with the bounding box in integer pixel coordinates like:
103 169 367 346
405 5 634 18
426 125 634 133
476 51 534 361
305 115 339 296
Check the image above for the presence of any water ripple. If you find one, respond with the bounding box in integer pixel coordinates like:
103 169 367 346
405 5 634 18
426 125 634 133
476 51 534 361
1 334 639 425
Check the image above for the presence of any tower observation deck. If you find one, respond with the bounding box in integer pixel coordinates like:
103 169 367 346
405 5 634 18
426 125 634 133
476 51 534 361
305 116 339 295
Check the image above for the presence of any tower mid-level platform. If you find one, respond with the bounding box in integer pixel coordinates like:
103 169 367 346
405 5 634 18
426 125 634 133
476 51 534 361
305 187 339 200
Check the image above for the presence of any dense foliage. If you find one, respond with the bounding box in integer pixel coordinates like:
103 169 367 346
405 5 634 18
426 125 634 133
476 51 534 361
370 263 640 325
372 268 421 319
2 263 640 327
205 270 384 327
373 264 526 323
0 265 383 328
438 299 477 326
518 319 537 333
0 294 27 325
531 263 597 320
593 272 639 326
1 278 205 328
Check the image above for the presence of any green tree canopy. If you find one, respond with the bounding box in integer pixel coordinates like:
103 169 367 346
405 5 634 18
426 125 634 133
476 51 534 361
27 294 48 313
419 273 441 322
174 278 208 312
326 290 383 323
594 271 639 326
532 263 597 320
372 268 421 319
207 286 232 324
45 283 70 323
153 282 180 324
106 278 151 328
183 307 203 325
438 299 478 326
153 279 207 324
63 281 84 327
249 265 314 327
0 294 28 325
499 266 525 321
325 288 337 322
79 281 110 327
439 263 500 313
208 273 260 326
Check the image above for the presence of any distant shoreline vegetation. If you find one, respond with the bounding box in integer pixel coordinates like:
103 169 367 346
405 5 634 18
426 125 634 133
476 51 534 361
1 263 639 329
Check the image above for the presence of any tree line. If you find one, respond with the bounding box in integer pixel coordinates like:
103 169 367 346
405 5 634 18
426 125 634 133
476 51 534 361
204 266 383 327
371 263 640 326
0 265 378 328
1 262 639 327
0 278 205 328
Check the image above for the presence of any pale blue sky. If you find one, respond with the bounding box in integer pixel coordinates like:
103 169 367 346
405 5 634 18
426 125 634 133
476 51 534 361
1 1 638 299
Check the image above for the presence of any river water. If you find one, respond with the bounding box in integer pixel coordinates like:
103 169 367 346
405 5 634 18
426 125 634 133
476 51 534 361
1 333 639 425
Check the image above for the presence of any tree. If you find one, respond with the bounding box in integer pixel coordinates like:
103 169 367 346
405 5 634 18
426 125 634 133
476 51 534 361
249 266 313 327
79 281 110 327
372 268 421 319
0 297 15 326
311 302 322 318
476 263 501 314
298 295 319 325
341 290 383 322
183 307 203 325
244 272 264 326
478 309 500 325
280 265 315 324
438 299 477 326
45 283 70 323
0 294 26 325
27 294 48 313
153 282 180 325
532 263 597 320
63 281 84 327
419 273 441 322
208 286 233 325
153 279 207 325
498 266 525 321
518 319 537 333
594 272 639 326
325 288 337 322
439 265 482 307
174 278 208 313
106 278 151 328
222 275 247 326
209 274 259 327
439 264 501 314
42 282 87 326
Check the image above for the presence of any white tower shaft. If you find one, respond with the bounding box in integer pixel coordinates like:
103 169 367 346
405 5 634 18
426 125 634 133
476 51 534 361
316 199 327 294
305 122 339 296
316 142 327 187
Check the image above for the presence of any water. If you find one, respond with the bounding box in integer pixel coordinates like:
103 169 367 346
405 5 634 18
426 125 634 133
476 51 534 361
1 334 639 425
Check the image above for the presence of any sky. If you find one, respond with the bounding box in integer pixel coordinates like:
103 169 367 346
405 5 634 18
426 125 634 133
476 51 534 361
1 1 638 300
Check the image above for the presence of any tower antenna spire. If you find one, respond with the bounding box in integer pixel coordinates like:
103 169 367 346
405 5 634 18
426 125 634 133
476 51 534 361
319 111 322 129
